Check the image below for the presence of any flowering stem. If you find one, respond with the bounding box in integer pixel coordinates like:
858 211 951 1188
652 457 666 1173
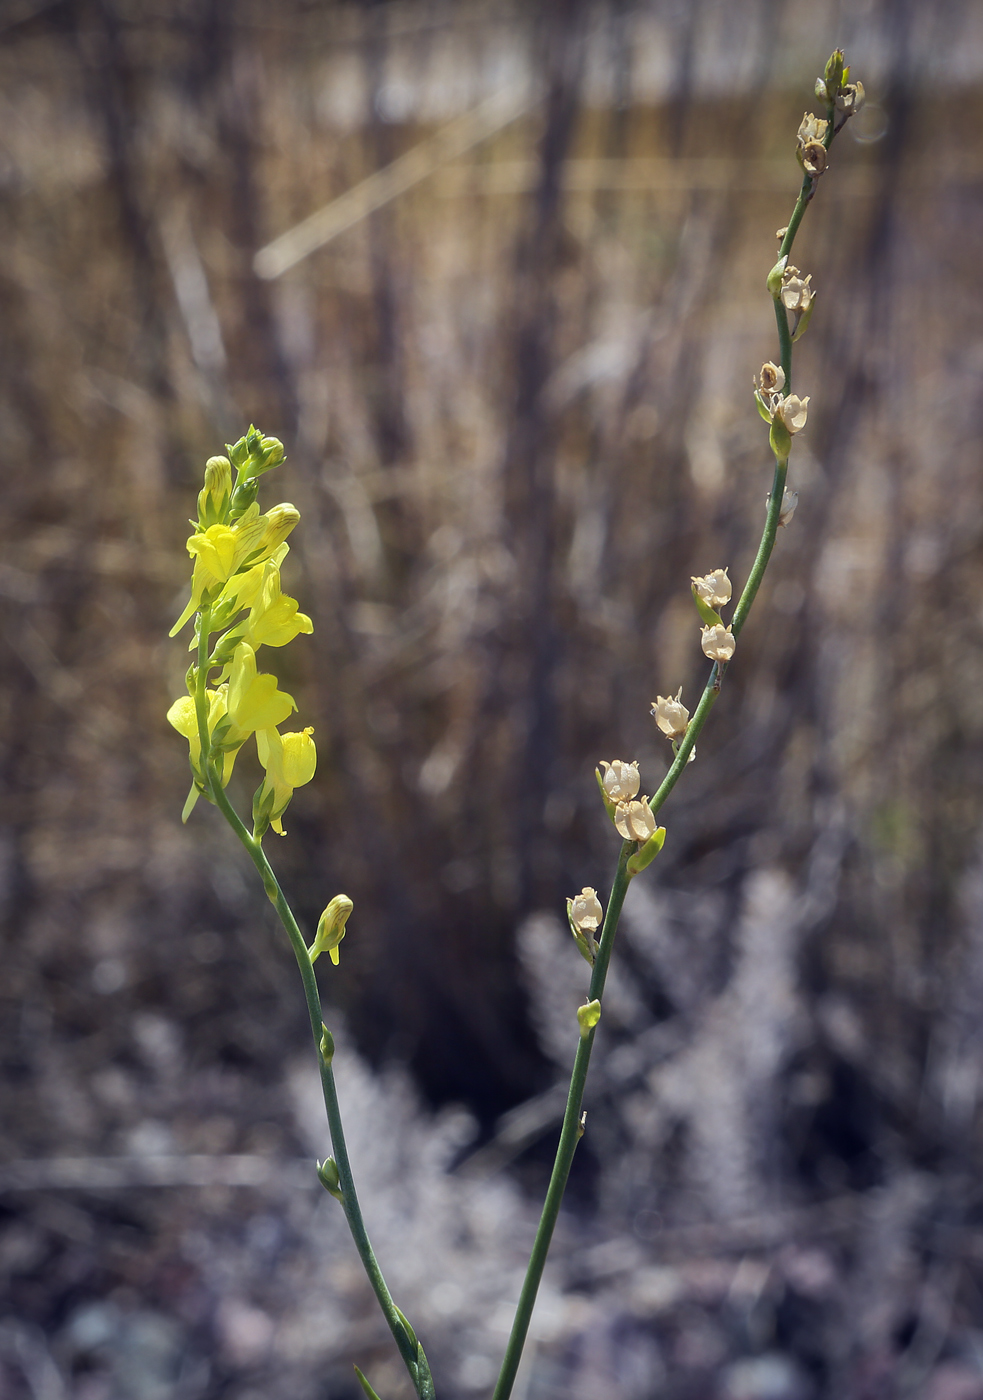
493 86 845 1399
192 608 428 1397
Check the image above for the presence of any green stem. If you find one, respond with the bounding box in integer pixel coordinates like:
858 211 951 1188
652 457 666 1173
491 844 633 1400
191 608 425 1394
491 116 835 1400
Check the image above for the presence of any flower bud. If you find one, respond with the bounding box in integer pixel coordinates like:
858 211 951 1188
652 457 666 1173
577 999 601 1040
197 456 233 528
815 78 828 103
227 426 285 480
316 1156 344 1200
311 894 354 967
766 255 788 297
824 48 846 97
614 799 657 844
701 624 736 663
691 568 731 610
652 688 689 740
599 760 640 804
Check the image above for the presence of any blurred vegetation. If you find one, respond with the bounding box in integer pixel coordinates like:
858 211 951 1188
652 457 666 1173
3 0 983 1396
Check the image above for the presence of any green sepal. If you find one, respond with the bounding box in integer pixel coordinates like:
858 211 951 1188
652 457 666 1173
320 1025 335 1065
394 1307 418 1351
316 1157 344 1200
353 1366 383 1400
577 999 601 1039
566 901 597 967
626 825 666 877
754 390 774 425
791 296 816 343
414 1342 436 1400
181 782 202 824
691 584 722 629
769 415 792 462
594 767 618 821
766 255 787 297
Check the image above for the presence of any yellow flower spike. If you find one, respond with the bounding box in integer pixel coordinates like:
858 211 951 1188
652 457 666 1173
227 642 296 735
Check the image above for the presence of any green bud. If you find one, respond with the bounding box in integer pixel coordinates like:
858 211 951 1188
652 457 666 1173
316 1156 344 1200
815 77 828 103
320 1024 335 1064
769 415 792 461
766 256 787 298
824 48 845 96
310 894 354 967
626 825 667 877
227 426 286 482
252 779 276 839
353 1366 383 1400
228 476 260 521
577 999 601 1039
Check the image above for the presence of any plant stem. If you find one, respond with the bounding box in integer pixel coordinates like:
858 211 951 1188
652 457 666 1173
491 123 829 1400
491 843 633 1400
192 609 426 1394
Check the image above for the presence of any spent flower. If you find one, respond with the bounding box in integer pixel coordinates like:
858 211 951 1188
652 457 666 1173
691 568 732 610
599 760 640 805
652 688 689 740
614 799 657 844
701 624 736 663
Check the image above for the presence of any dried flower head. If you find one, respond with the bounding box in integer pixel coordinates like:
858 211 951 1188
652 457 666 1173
835 81 865 116
691 568 732 610
756 362 785 397
652 688 690 741
701 624 736 663
800 141 827 178
614 799 657 844
569 887 603 933
599 759 640 805
780 268 814 315
797 112 829 146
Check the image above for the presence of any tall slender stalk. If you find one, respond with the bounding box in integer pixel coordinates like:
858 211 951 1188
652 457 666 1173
491 51 861 1400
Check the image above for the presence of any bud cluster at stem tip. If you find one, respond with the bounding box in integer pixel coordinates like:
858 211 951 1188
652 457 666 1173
166 428 318 839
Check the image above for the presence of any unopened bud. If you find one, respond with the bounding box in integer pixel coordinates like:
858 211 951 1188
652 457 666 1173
197 456 233 528
311 894 353 967
652 688 689 740
701 624 736 663
815 78 828 103
599 760 640 805
577 1000 601 1040
778 489 799 527
316 1157 344 1200
766 255 788 297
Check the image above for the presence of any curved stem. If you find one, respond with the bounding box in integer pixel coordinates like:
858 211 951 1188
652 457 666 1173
191 610 424 1392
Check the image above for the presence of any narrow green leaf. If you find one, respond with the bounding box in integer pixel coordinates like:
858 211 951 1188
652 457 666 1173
353 1365 383 1400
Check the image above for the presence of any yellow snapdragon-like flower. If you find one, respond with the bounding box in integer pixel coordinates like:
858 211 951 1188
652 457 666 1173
170 506 301 637
226 642 297 735
243 566 314 650
255 725 317 834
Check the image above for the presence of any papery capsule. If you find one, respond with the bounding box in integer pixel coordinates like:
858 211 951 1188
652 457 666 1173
599 760 640 804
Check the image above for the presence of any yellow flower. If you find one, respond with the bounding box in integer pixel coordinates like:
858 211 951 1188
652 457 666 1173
255 725 317 835
226 642 297 736
244 567 314 650
311 894 353 966
166 688 241 795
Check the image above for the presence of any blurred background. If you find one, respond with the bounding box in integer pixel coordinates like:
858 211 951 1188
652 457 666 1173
2 0 983 1396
